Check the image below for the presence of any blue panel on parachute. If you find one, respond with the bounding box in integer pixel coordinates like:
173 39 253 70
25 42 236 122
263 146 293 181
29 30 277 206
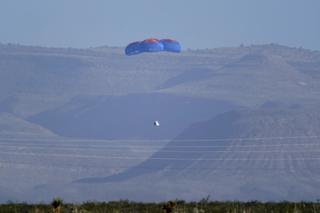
160 39 181 53
125 41 142 56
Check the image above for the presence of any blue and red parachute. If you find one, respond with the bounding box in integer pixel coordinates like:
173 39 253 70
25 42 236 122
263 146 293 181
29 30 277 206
125 38 181 56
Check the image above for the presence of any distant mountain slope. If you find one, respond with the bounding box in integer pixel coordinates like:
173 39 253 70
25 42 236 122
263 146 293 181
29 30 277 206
1 43 320 117
75 105 320 200
159 52 320 106
0 43 188 99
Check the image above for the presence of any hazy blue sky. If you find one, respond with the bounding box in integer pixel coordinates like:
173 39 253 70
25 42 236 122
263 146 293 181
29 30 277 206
0 0 319 50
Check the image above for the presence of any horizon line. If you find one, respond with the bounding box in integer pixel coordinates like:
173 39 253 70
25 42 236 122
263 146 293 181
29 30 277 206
1 42 319 52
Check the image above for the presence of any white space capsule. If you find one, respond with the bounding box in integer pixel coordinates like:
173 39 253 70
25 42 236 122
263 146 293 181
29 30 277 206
153 120 160 127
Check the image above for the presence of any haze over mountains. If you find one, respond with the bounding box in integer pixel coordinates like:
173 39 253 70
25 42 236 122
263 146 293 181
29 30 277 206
0 43 320 202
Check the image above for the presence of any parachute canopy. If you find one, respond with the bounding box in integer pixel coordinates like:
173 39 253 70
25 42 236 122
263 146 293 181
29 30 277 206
125 38 181 56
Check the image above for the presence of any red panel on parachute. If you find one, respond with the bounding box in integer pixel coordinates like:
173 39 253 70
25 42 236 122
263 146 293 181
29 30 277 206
143 38 160 43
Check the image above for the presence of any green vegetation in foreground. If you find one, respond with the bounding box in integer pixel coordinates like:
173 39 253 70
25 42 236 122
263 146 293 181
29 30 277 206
1 199 320 213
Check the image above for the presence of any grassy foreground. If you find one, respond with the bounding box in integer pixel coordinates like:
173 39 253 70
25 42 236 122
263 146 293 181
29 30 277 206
1 200 320 213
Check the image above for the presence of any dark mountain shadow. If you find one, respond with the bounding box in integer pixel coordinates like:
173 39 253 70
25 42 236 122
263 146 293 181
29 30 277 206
28 93 237 139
